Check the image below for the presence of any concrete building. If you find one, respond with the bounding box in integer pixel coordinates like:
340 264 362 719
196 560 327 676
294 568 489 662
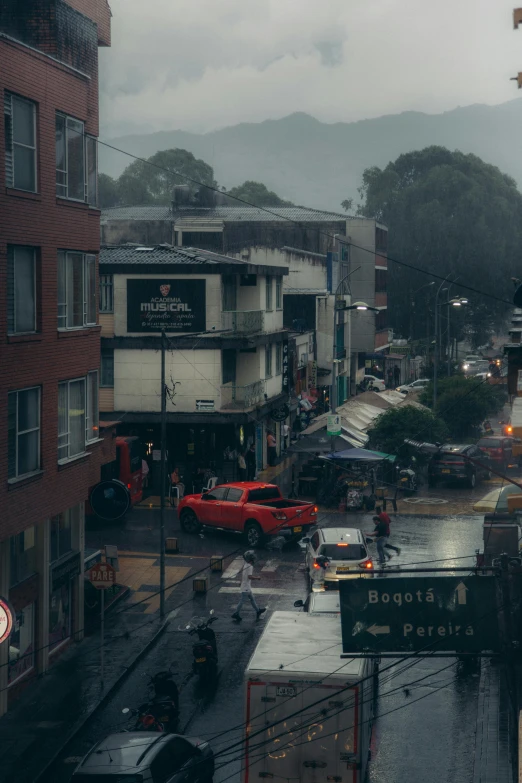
0 0 112 714
100 203 389 406
98 244 289 477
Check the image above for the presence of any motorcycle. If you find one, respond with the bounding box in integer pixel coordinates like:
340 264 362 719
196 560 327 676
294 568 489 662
185 612 219 686
121 665 180 732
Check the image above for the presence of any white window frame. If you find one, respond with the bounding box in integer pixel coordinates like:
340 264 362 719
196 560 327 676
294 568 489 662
4 92 37 193
57 251 97 330
58 377 86 462
86 370 99 443
56 112 97 205
265 276 273 311
7 246 37 334
275 277 283 310
265 345 273 379
275 343 282 375
99 274 113 313
8 387 41 480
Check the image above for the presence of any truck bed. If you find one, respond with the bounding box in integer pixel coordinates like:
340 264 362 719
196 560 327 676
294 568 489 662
250 499 313 510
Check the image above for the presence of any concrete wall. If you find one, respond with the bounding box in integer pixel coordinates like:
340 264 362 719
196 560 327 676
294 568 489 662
348 219 379 354
233 246 327 292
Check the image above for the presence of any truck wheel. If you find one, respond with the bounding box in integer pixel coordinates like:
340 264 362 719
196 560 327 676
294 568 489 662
467 472 476 489
180 509 201 534
244 521 264 548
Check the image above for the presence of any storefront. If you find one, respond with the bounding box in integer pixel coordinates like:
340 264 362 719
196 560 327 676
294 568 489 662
49 506 82 655
8 602 35 686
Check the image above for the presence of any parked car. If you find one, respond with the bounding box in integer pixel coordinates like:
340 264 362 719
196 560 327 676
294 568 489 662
71 732 214 783
363 374 386 391
462 355 482 371
428 444 491 488
476 437 514 473
178 482 317 547
302 527 373 590
396 378 430 394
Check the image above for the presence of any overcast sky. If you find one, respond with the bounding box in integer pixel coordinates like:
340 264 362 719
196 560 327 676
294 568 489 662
99 0 522 138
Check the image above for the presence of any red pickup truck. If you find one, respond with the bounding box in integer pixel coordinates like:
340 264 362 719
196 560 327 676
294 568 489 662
178 482 317 547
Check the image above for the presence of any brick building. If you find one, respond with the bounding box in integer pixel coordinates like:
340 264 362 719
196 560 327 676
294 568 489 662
0 0 112 714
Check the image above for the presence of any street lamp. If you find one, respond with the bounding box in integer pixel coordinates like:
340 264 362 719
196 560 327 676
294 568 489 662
433 292 469 406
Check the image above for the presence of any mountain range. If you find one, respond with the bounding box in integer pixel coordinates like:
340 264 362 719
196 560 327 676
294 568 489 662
99 99 522 211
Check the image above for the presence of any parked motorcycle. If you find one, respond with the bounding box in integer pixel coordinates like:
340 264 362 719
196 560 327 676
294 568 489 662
398 466 418 495
185 612 219 686
121 665 180 732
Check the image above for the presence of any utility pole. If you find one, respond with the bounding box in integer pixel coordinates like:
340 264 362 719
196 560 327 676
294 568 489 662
159 329 166 619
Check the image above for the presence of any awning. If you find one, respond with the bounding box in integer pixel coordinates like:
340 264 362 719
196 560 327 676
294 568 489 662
322 447 393 462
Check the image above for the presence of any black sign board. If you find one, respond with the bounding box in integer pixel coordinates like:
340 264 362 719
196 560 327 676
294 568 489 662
127 279 206 333
90 480 131 521
271 404 290 422
281 340 289 394
51 552 81 591
339 576 500 653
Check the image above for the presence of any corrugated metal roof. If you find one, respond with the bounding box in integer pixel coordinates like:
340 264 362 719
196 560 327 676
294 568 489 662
99 244 247 266
101 205 348 225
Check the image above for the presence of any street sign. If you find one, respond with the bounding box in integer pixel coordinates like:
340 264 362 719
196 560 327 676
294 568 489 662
0 597 14 645
327 414 341 436
105 545 119 572
87 563 117 590
339 576 500 653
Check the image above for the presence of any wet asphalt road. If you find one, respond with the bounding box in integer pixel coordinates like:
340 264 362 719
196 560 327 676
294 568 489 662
43 505 485 783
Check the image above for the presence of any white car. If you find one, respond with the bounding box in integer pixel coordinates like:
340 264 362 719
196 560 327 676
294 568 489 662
302 527 374 591
396 378 430 394
364 374 386 391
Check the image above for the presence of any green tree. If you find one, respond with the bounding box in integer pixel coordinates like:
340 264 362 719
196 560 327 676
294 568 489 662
367 406 448 461
227 181 293 207
419 376 507 438
98 173 119 208
117 149 217 205
357 146 522 346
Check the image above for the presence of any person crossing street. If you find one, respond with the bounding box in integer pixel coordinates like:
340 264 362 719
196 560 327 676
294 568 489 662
232 551 266 622
375 505 401 559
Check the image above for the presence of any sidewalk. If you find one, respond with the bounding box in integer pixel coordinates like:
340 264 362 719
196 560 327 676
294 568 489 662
473 660 515 783
0 604 168 783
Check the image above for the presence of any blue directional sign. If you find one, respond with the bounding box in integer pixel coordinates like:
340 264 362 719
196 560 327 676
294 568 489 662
339 576 500 653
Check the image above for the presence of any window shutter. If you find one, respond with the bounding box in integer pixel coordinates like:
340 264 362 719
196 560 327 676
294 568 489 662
4 92 13 188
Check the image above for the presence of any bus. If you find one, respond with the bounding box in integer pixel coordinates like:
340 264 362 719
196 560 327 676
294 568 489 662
101 436 143 507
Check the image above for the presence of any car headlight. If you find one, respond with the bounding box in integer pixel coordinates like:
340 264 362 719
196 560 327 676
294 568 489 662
463 364 469 370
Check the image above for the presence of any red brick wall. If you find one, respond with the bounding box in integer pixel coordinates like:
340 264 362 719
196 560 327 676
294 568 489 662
0 36 110 540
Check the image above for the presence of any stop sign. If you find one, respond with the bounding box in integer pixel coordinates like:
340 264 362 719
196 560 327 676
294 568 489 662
87 563 116 589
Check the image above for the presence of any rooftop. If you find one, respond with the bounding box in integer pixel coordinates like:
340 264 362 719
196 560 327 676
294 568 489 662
101 204 349 225
99 243 248 266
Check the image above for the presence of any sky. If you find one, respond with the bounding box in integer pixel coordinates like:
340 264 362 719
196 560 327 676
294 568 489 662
99 0 522 138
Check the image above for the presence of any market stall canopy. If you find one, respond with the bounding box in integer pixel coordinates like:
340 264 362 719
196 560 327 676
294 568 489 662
473 484 522 513
322 447 396 462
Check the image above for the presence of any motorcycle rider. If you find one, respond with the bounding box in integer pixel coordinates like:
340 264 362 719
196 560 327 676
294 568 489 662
232 551 266 622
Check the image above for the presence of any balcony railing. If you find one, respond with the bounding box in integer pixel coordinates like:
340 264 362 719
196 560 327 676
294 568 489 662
221 380 265 409
222 310 264 334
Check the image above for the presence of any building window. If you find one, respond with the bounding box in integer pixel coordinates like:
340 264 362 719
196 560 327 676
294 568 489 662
375 269 387 293
55 113 97 205
50 509 74 562
101 350 114 387
58 378 85 461
99 274 113 312
49 582 71 651
275 277 282 309
8 387 41 479
8 603 35 685
86 371 99 442
265 276 273 311
4 92 37 192
57 251 96 329
265 345 273 378
275 343 282 375
376 310 387 331
9 527 36 587
7 246 36 334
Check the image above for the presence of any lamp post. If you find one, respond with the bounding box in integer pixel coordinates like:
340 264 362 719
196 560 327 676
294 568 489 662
433 294 469 407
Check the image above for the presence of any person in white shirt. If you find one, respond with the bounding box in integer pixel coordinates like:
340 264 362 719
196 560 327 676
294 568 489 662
283 422 290 451
231 551 266 622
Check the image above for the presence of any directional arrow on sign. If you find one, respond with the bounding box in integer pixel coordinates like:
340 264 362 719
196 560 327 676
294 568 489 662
367 624 391 636
455 582 468 605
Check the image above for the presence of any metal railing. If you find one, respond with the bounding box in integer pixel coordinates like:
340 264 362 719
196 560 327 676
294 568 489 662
221 310 264 334
221 380 265 409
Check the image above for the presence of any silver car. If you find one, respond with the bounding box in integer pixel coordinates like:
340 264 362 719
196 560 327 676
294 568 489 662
303 527 374 591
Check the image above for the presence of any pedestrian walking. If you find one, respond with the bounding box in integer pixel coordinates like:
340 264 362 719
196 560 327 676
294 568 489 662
231 551 266 622
267 431 277 466
238 451 247 481
368 516 388 565
283 422 290 451
246 443 256 480
375 505 401 558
